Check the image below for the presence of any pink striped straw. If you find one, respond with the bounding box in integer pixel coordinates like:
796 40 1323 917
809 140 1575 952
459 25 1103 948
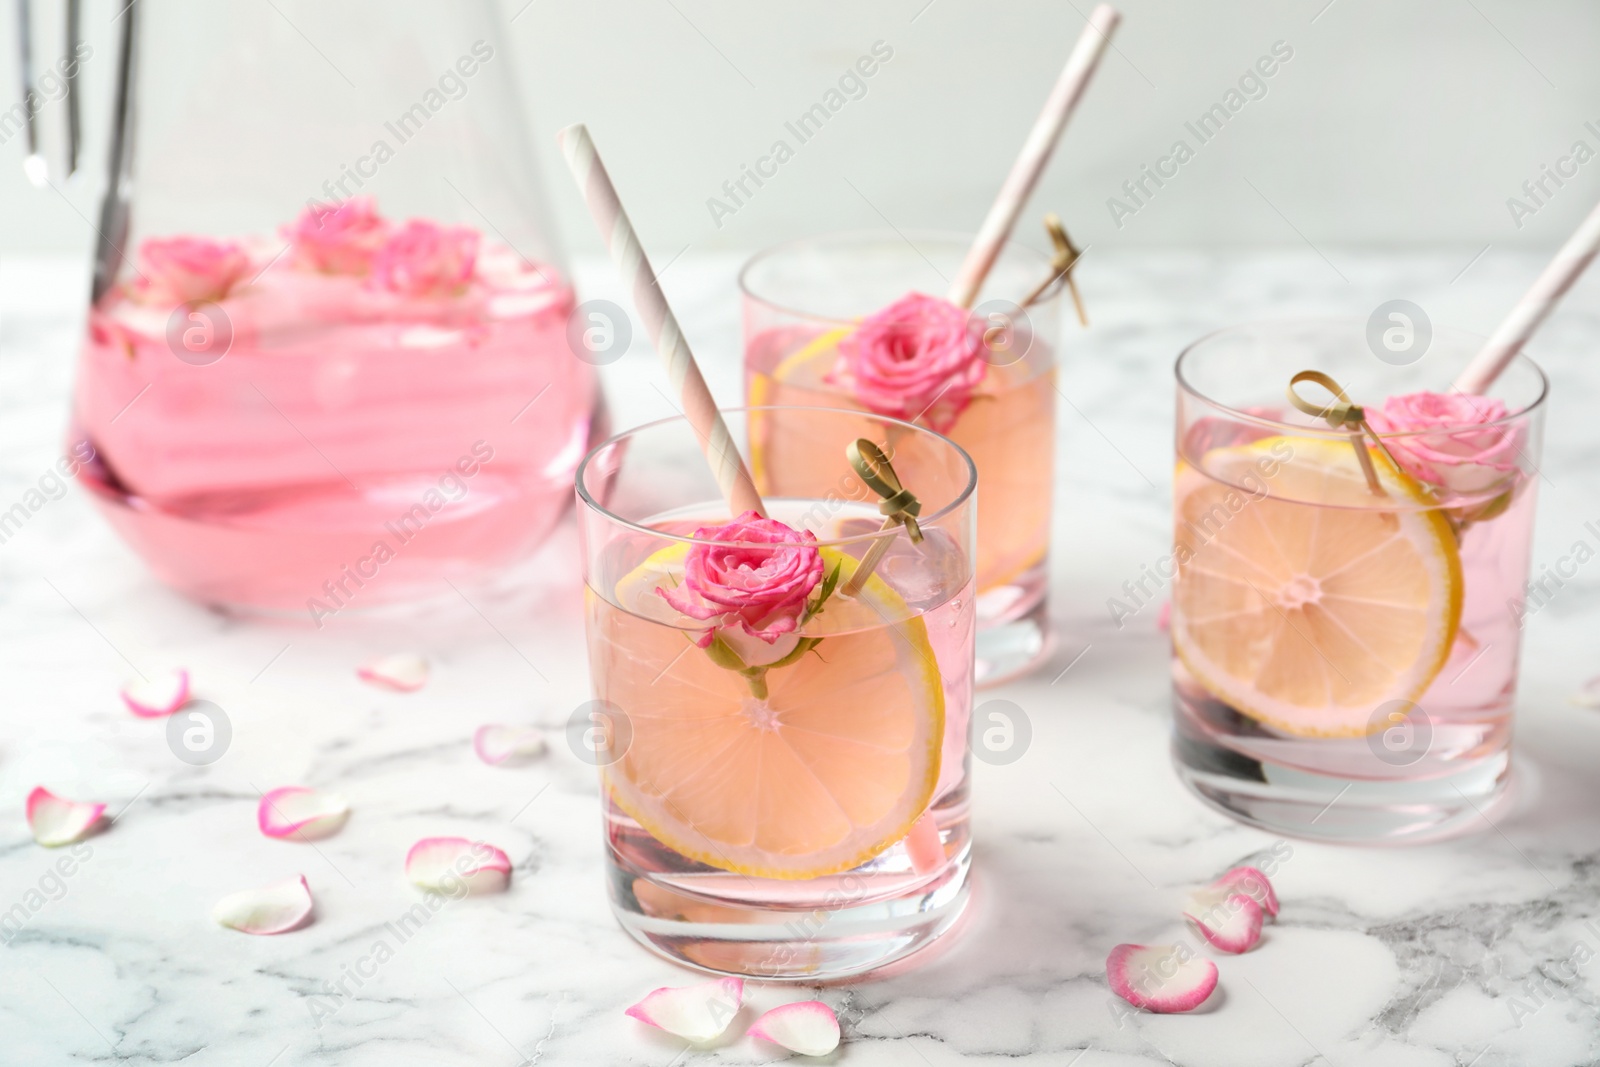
946 4 1120 309
1453 195 1600 394
558 124 766 519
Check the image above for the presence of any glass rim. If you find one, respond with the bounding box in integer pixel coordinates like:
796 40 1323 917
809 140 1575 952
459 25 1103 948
575 404 979 549
736 227 1064 327
1174 317 1550 438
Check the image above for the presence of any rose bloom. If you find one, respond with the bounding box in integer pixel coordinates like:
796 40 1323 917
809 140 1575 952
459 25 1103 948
134 236 253 306
657 512 824 659
284 196 391 275
370 220 479 298
830 292 989 433
1366 391 1522 494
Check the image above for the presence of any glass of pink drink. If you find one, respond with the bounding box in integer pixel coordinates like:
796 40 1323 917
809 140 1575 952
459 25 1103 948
577 406 976 978
741 231 1060 684
73 212 599 615
1170 320 1547 843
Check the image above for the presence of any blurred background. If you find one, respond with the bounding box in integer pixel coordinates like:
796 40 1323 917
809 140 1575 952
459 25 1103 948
3 0 1599 258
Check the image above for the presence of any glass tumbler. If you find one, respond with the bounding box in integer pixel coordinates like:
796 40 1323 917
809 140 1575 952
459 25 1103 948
741 230 1060 684
576 406 976 979
1170 320 1546 843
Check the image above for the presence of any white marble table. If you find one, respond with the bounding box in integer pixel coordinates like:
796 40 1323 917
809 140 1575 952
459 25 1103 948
2 249 1599 1067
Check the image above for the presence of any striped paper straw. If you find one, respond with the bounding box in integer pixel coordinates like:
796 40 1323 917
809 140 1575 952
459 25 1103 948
1454 195 1600 394
558 124 766 519
945 3 1120 309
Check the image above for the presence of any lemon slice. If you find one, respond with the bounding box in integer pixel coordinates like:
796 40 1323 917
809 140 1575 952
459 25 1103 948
747 327 852 486
597 544 944 879
1171 436 1462 738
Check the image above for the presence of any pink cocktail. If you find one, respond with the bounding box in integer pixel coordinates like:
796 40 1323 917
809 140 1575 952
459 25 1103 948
741 231 1060 683
71 202 601 615
578 406 976 979
1169 320 1546 843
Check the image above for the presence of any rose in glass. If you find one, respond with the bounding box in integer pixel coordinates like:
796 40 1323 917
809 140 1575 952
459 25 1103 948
133 236 252 306
284 196 391 275
1367 391 1521 494
657 512 824 659
830 292 988 432
371 220 479 298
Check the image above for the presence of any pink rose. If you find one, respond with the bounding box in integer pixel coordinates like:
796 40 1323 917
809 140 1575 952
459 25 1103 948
284 196 391 275
657 511 824 650
831 292 989 432
134 236 252 306
1365 391 1521 494
371 220 479 297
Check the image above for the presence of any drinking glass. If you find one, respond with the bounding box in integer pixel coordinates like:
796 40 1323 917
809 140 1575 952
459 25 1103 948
1170 320 1546 843
576 406 976 978
741 230 1059 683
18 0 602 612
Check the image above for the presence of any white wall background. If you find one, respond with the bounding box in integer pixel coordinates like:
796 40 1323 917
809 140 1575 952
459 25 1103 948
3 0 1600 260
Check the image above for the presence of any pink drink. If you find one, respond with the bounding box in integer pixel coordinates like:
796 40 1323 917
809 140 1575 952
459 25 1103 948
746 328 1054 615
741 232 1061 683
1168 321 1547 843
577 407 977 979
72 238 599 615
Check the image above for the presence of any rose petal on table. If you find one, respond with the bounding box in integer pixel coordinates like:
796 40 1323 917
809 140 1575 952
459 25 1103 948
625 977 744 1042
1573 676 1600 708
748 1001 840 1056
27 786 107 847
120 669 190 718
1211 864 1279 918
473 725 548 766
257 787 350 841
357 654 428 692
1183 892 1264 954
212 875 314 935
405 836 511 894
1106 943 1218 1013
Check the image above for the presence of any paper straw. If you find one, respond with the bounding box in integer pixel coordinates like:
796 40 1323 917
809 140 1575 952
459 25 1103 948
558 124 766 519
1454 195 1600 395
945 3 1120 309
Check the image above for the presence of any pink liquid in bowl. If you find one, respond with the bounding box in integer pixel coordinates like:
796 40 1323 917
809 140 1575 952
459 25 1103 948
71 241 601 616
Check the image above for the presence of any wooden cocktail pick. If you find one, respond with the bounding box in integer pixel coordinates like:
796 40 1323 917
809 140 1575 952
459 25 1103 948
1019 213 1087 323
839 439 924 598
1285 370 1405 497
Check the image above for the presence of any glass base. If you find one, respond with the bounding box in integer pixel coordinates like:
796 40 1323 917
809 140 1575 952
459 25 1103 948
608 848 973 981
975 593 1050 687
1172 735 1513 845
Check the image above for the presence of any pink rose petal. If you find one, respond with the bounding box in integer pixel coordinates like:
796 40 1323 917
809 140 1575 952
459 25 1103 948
1106 943 1218 1013
655 511 823 649
1183 892 1264 954
26 787 107 847
1573 676 1600 709
358 654 428 692
473 725 548 766
625 977 744 1042
212 875 314 935
405 837 511 895
748 1001 840 1056
1212 864 1280 918
257 787 350 841
121 669 190 718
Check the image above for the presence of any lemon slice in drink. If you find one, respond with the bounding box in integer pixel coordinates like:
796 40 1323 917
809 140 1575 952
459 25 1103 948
1171 436 1462 738
602 544 943 880
747 327 852 486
